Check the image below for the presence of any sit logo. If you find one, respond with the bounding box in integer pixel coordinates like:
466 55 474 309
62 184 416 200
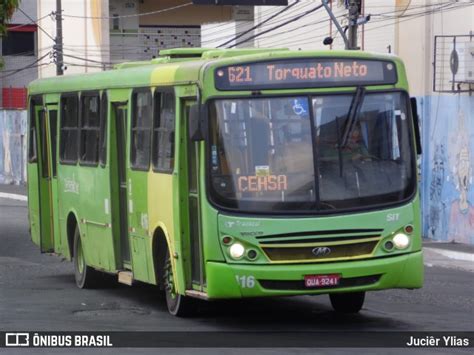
386 213 400 222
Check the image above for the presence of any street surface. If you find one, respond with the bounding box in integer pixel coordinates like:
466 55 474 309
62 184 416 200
0 195 473 354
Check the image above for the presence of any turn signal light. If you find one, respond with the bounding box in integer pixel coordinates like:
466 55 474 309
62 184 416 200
222 235 233 245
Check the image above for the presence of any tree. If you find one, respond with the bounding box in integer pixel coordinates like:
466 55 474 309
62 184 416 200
1 0 21 69
0 0 20 34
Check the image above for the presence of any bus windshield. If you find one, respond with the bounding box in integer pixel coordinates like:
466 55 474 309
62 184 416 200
209 92 415 213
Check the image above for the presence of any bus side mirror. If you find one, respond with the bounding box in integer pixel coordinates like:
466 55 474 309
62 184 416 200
410 97 422 155
189 103 204 142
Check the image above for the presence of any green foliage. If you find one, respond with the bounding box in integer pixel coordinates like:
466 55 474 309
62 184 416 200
0 0 20 35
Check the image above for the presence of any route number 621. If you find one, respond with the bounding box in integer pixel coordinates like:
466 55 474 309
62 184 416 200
235 275 255 288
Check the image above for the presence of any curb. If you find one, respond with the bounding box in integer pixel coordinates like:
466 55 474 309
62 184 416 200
0 192 27 202
424 247 474 262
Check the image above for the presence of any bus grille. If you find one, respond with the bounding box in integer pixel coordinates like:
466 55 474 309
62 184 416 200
257 230 382 263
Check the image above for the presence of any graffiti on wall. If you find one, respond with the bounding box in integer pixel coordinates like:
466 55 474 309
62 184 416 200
424 95 474 244
0 110 27 185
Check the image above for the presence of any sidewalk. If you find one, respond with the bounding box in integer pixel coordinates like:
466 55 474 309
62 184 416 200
0 183 27 196
423 240 474 272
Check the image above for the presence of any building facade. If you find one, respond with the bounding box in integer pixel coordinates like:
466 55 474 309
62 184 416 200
36 0 238 77
0 1 38 184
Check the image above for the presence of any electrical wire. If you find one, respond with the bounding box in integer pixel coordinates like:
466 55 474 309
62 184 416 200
17 7 56 42
6 13 52 31
217 0 301 48
242 1 471 48
62 2 193 20
228 3 324 48
0 52 51 79
202 1 315 43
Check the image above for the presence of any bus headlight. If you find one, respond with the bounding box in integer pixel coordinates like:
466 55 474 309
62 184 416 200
229 243 245 259
393 233 410 249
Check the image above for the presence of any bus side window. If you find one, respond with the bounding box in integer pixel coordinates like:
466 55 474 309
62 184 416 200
60 94 79 164
99 92 108 167
28 97 40 163
131 90 152 170
152 90 175 173
79 93 100 165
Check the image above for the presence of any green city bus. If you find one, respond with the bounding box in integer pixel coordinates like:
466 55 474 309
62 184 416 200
27 48 423 316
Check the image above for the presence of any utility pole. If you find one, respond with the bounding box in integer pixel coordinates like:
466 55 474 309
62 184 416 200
55 0 64 75
347 0 362 50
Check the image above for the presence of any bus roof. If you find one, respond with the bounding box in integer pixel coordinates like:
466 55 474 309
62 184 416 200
28 48 402 95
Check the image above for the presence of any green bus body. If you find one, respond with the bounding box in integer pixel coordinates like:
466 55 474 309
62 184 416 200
27 49 423 308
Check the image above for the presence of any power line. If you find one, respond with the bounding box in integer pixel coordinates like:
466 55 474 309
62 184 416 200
17 7 55 42
6 13 52 31
202 1 315 43
228 3 324 48
217 0 301 48
246 0 470 48
270 2 473 46
364 1 472 34
61 53 113 66
0 52 51 79
62 2 193 20
202 0 458 46
200 3 292 36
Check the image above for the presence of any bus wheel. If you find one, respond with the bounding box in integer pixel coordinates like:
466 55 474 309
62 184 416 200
73 227 100 289
329 292 365 314
163 249 196 317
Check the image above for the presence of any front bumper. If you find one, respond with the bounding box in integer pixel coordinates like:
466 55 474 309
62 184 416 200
205 251 423 299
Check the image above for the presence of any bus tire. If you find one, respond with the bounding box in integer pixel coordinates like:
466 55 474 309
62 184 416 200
73 226 100 289
329 292 365 314
163 249 196 317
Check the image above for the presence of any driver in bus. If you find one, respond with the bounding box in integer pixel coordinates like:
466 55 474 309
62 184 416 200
343 124 370 161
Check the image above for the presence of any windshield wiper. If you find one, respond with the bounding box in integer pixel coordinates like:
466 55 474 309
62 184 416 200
340 86 366 148
336 86 366 177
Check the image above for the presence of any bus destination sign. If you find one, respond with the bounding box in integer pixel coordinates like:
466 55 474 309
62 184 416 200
214 58 397 90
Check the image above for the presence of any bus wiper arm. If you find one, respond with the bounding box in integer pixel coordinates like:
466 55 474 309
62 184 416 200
340 86 366 148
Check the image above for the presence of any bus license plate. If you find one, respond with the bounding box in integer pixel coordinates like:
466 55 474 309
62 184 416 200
304 274 341 288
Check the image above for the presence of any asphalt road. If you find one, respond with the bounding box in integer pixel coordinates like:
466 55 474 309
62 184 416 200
0 197 473 354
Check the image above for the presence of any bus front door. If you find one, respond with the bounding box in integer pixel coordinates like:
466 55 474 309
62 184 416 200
184 100 204 290
111 102 131 266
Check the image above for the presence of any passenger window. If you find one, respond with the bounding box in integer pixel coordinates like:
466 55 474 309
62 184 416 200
131 90 152 170
28 97 40 163
99 92 108 167
80 94 100 165
48 110 58 177
152 90 175 173
60 95 79 163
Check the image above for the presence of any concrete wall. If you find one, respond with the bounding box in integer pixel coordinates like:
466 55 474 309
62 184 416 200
421 95 473 245
37 0 110 78
0 110 27 185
